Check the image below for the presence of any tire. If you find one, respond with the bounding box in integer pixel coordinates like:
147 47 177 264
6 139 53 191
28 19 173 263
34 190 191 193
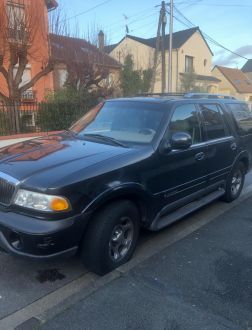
223 162 245 203
80 200 140 275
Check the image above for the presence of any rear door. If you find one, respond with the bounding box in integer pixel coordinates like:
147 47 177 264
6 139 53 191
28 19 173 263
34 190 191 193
199 103 238 186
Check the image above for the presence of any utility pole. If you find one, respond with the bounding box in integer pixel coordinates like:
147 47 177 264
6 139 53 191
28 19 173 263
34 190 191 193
168 0 173 92
150 11 162 93
161 1 167 93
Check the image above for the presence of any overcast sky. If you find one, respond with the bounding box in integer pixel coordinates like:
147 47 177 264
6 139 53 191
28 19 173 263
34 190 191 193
55 0 252 69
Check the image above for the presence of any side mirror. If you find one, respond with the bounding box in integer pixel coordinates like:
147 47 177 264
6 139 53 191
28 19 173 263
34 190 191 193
171 132 192 150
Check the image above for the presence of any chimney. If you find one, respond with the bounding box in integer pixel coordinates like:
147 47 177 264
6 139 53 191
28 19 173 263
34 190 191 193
98 30 105 52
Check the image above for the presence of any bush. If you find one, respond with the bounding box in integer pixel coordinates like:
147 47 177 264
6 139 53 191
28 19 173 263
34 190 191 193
37 102 82 131
37 89 99 131
0 109 12 136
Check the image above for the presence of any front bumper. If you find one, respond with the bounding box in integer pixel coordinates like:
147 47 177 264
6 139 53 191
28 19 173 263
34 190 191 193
0 209 91 259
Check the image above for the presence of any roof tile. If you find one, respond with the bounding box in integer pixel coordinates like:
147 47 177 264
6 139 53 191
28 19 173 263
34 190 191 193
242 59 252 73
105 27 213 55
215 66 252 93
50 34 121 68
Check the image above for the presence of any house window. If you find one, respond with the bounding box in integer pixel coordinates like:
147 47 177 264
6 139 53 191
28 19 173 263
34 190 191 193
58 69 68 88
7 1 26 42
185 56 194 73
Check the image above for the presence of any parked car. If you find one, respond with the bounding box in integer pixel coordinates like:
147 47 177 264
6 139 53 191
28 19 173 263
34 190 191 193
0 94 251 275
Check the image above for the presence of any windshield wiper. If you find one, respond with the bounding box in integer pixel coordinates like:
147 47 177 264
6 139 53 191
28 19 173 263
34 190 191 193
82 134 128 148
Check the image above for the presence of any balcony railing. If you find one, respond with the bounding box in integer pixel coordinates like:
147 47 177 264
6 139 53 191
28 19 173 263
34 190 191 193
21 90 36 102
7 28 29 44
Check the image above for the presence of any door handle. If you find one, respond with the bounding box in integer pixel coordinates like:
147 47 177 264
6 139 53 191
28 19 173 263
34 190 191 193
230 142 237 151
195 152 205 161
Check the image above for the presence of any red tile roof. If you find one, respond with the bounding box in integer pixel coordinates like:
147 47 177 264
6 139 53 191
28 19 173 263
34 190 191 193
215 66 252 93
50 34 121 69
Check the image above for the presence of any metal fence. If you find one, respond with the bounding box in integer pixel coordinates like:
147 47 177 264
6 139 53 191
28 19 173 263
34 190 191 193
0 101 90 136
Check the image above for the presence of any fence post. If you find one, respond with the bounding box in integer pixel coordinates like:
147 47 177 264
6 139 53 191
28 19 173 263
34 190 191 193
14 101 20 134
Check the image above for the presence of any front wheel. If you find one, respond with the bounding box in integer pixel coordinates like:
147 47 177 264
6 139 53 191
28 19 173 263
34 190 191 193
81 200 140 275
223 162 245 202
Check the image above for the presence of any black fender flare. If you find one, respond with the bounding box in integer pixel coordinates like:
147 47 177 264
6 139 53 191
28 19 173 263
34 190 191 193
231 151 250 174
81 183 154 222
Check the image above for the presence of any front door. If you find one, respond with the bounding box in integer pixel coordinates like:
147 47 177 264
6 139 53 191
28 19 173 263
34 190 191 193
151 103 208 208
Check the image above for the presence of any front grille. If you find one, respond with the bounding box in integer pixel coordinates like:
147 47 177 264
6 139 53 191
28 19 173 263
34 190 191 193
0 178 16 205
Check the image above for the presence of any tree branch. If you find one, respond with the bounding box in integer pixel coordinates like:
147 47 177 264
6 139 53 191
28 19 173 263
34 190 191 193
19 62 54 94
0 90 8 103
0 66 8 82
0 55 8 81
15 51 28 87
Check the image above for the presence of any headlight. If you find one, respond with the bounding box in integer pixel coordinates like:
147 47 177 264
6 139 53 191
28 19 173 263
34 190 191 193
14 189 71 212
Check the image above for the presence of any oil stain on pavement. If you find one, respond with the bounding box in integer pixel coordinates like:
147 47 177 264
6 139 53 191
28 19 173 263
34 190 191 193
36 269 66 283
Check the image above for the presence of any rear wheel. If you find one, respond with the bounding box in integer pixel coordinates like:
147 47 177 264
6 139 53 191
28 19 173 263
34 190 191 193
81 200 140 275
223 162 245 202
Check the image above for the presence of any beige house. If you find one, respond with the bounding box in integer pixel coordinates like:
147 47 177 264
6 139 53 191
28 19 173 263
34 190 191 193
212 66 252 102
105 27 220 93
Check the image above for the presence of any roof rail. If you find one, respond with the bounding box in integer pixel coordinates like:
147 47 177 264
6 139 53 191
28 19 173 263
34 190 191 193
136 92 184 98
136 92 237 100
184 93 237 100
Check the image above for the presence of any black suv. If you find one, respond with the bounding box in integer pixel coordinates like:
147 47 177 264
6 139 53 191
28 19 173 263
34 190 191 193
0 94 251 274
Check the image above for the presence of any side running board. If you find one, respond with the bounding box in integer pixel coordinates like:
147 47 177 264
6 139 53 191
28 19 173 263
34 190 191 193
150 189 225 231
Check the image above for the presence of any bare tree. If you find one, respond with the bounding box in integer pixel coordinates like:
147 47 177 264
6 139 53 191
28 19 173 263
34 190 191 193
0 0 55 102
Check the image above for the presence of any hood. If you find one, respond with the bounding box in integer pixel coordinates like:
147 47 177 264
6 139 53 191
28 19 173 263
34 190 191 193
0 133 132 186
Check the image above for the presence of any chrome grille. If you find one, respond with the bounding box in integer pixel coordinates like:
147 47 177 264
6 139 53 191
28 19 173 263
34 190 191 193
0 176 17 206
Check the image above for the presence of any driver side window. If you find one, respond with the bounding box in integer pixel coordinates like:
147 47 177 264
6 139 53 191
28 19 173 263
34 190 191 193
168 104 202 144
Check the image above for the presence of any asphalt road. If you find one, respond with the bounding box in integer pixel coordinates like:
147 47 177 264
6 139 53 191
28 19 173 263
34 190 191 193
42 196 252 330
0 172 251 324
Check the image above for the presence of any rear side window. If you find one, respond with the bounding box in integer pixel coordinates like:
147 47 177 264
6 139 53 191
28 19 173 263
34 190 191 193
227 103 252 135
200 104 227 140
169 104 201 144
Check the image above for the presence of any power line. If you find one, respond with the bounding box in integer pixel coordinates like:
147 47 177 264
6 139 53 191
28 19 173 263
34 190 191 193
107 11 159 41
58 0 114 24
171 5 249 61
104 7 156 30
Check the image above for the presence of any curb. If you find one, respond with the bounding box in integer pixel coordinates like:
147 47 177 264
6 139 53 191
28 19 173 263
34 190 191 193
1 185 252 330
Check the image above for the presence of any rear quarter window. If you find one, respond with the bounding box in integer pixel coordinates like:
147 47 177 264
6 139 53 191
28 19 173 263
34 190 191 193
227 103 252 135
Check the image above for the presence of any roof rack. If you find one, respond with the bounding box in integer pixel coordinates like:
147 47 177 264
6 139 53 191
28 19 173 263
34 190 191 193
184 93 237 100
136 92 185 98
136 92 237 100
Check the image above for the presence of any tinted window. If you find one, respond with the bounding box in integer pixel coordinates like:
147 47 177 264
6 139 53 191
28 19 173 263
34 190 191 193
169 104 201 144
227 103 252 135
200 104 227 140
70 101 166 144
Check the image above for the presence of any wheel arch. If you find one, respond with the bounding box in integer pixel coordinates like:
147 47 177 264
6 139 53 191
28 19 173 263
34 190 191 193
81 184 153 226
233 151 250 174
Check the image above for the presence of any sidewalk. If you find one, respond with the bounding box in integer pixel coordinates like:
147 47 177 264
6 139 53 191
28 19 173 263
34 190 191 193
40 196 252 330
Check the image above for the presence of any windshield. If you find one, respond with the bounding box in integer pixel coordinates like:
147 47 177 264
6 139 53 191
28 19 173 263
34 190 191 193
70 101 166 144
